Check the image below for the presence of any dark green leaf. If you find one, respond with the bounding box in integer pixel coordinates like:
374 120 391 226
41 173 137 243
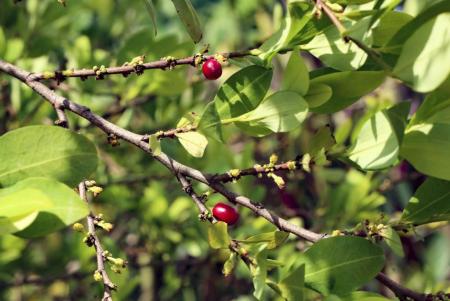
171 0 203 43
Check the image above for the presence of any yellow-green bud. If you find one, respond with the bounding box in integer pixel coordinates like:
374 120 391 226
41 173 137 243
287 161 296 171
269 154 278 165
43 71 55 79
93 270 102 282
331 230 342 237
88 186 103 196
229 169 241 178
72 223 85 233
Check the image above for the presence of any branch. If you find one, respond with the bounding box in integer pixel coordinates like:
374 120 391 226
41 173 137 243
0 59 429 301
27 51 251 82
376 273 427 301
79 182 116 301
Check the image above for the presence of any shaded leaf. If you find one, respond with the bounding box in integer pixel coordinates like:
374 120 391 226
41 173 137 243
143 0 158 35
171 0 203 43
208 221 230 249
281 52 309 95
240 231 289 250
380 226 404 257
304 83 333 108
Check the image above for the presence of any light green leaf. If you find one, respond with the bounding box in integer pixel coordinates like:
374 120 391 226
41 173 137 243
278 264 305 301
299 236 384 295
235 91 309 135
380 226 404 257
207 221 230 249
348 110 400 170
198 101 224 142
281 52 309 95
304 83 333 108
304 17 372 71
215 65 273 119
328 291 394 301
0 125 98 187
0 178 89 238
251 249 268 300
401 123 450 180
258 2 312 60
4 38 24 62
143 0 158 35
0 212 39 236
310 70 386 113
149 134 161 156
401 178 450 225
372 11 413 46
171 0 203 43
175 132 208 158
393 13 450 92
240 231 289 250
222 252 237 276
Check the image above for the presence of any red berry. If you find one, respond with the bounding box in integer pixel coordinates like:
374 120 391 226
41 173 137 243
212 202 239 225
202 59 222 80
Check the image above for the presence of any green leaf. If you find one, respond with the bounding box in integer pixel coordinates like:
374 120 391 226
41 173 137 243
372 11 413 46
310 70 386 113
410 91 450 126
222 252 237 276
0 27 5 57
304 83 333 108
299 236 384 295
207 221 230 249
303 17 373 71
281 52 309 95
240 231 289 250
348 110 400 170
258 2 312 60
278 264 305 301
198 101 224 142
308 126 336 156
175 132 208 158
171 0 203 43
143 0 158 35
401 123 450 180
0 178 89 238
380 226 404 257
0 125 98 187
215 65 273 120
4 38 24 62
327 291 394 301
235 91 309 135
250 248 268 300
401 178 450 225
149 134 162 156
393 13 450 92
0 188 53 235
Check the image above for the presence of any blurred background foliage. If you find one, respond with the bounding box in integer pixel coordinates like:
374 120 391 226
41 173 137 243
0 0 448 300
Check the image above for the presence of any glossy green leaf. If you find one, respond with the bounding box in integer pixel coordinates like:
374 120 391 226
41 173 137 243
0 125 98 187
393 13 450 92
304 17 372 71
175 132 208 158
401 178 450 225
235 91 308 135
0 178 89 238
215 65 273 119
310 71 385 113
258 2 312 60
240 231 289 250
208 221 230 249
380 226 404 257
143 0 158 35
299 236 384 295
198 101 224 142
348 110 400 170
171 0 203 43
401 123 450 180
281 52 309 95
304 83 333 108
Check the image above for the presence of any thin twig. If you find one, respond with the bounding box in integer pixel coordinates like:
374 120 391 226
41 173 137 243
79 182 116 301
28 51 251 82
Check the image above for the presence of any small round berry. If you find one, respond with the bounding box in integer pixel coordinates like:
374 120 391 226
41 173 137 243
202 59 222 80
212 202 239 225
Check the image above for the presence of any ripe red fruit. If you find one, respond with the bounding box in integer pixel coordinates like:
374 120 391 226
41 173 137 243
202 58 222 80
212 202 239 225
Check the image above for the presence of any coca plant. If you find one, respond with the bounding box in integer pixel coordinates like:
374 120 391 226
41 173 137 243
0 0 449 300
